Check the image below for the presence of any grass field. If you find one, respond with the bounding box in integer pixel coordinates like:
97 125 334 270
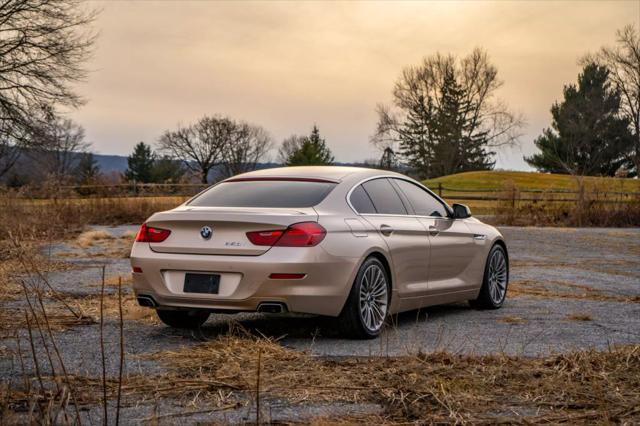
423 170 640 192
420 171 640 222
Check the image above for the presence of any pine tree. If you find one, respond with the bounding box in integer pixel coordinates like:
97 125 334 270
150 155 186 183
124 142 155 183
399 95 436 177
286 125 334 166
398 70 494 178
525 63 633 176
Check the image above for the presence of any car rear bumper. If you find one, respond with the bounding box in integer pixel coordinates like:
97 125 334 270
130 242 360 316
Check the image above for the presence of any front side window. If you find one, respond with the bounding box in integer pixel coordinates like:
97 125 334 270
361 178 407 215
188 179 336 208
392 178 448 217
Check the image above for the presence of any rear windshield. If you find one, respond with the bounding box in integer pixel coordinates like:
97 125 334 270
188 180 337 208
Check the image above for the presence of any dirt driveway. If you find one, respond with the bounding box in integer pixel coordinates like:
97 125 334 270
1 225 638 423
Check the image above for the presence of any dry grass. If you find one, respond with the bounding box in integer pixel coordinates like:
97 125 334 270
71 290 157 323
136 332 640 424
4 330 638 423
509 279 640 304
0 192 184 241
498 315 527 324
69 229 135 259
566 313 593 322
76 230 115 248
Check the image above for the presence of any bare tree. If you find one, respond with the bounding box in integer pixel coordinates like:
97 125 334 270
372 48 524 177
29 113 90 179
0 120 27 179
159 116 235 184
0 0 96 181
277 135 304 164
0 0 97 178
587 25 640 175
220 123 273 178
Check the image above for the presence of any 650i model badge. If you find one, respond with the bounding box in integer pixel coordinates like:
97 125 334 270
200 226 212 240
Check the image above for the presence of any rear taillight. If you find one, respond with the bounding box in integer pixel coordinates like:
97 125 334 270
246 222 326 247
135 223 171 243
245 230 284 246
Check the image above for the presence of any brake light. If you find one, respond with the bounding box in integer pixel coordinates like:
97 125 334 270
135 223 171 243
245 230 284 246
246 222 326 247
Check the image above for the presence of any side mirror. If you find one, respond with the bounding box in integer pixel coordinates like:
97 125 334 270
452 203 472 219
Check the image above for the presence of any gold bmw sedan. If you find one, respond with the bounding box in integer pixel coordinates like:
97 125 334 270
131 166 508 339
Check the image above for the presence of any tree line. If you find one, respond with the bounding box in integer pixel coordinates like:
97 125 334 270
0 0 637 187
0 0 338 187
373 25 639 179
124 121 334 185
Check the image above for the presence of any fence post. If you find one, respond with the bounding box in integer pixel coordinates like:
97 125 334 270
438 182 442 198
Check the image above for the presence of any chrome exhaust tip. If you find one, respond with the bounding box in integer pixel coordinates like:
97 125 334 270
257 302 288 314
136 295 158 308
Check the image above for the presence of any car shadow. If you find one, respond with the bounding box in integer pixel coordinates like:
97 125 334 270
164 302 475 341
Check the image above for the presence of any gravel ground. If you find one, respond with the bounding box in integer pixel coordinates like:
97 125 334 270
1 225 639 423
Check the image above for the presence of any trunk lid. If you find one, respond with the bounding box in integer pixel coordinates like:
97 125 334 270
145 206 318 256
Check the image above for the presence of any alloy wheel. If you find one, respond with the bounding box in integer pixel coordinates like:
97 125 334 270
488 249 508 304
358 264 388 332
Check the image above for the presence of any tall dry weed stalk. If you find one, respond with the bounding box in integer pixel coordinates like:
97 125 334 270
2 234 127 424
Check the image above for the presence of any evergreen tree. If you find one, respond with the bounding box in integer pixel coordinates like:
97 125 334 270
286 125 334 166
525 63 633 176
398 95 436 177
373 49 520 179
75 152 101 184
124 142 155 182
150 155 186 183
398 70 494 178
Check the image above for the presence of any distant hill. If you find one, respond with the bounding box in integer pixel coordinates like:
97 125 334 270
94 154 129 174
91 154 385 176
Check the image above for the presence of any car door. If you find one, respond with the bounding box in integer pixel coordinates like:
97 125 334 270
353 178 430 298
390 178 478 292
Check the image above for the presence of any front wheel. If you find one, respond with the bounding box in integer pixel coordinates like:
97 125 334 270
156 309 210 329
470 244 509 309
338 257 390 339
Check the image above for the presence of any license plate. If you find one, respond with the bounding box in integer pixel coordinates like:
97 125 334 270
184 273 220 294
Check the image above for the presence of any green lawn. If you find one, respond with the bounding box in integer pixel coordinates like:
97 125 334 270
423 170 640 192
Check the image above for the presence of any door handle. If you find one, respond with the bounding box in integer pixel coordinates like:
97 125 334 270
428 225 439 236
380 224 394 236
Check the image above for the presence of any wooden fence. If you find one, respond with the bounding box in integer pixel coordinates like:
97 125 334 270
3 182 639 206
431 183 640 205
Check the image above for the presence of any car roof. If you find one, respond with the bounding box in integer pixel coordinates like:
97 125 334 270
227 166 404 182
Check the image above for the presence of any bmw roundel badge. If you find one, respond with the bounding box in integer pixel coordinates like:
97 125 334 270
200 226 212 240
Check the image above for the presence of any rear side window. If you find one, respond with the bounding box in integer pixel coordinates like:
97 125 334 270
349 185 376 214
392 178 448 217
188 180 336 208
361 178 407 215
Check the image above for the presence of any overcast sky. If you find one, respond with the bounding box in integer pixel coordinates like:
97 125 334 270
71 0 639 170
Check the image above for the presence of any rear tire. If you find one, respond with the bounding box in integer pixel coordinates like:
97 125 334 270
470 244 509 309
156 309 210 329
338 257 390 339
